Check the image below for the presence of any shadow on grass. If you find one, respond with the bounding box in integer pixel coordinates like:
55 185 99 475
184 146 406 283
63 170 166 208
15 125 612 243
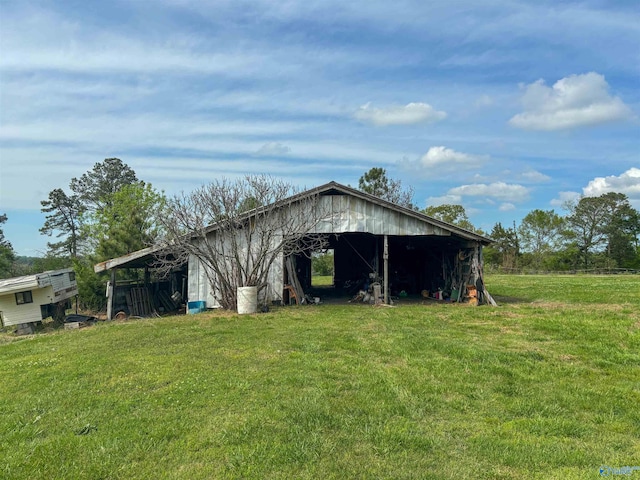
492 295 531 305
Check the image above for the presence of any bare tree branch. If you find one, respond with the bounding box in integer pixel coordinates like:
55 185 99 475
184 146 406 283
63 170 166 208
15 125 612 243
155 175 331 310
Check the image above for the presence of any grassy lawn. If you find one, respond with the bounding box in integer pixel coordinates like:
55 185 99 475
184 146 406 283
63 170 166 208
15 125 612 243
311 275 333 286
1 275 639 479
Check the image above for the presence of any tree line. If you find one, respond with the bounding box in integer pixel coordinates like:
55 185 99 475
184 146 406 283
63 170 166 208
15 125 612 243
485 193 639 273
0 162 638 311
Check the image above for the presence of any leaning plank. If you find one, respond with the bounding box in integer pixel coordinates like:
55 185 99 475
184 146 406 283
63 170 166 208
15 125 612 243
285 256 305 304
483 287 498 306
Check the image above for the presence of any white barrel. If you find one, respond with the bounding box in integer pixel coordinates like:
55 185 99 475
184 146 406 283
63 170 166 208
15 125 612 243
237 286 258 314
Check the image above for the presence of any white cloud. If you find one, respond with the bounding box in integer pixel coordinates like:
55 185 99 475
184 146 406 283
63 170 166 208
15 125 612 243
499 203 516 212
448 182 531 203
550 191 581 207
509 72 634 131
470 169 550 184
254 142 291 156
404 146 487 178
583 168 640 200
425 194 463 207
420 146 479 168
519 170 551 182
354 102 446 126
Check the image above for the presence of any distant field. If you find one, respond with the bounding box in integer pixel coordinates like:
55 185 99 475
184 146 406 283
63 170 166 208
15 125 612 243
1 275 639 479
311 275 333 286
487 273 640 305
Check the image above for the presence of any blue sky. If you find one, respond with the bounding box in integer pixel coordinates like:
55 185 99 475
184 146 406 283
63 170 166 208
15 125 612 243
1 0 639 256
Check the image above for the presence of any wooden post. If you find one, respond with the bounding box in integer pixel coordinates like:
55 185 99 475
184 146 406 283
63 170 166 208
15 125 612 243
144 266 153 314
107 269 116 320
383 235 389 304
373 283 382 305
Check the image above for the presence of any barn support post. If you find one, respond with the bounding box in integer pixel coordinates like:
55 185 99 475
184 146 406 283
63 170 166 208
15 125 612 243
383 234 389 304
106 269 116 320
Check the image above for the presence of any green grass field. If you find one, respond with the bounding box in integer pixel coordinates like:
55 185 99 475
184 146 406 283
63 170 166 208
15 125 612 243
1 275 639 479
311 274 333 286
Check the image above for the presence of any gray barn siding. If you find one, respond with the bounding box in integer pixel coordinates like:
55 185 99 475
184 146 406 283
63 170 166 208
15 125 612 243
313 196 450 237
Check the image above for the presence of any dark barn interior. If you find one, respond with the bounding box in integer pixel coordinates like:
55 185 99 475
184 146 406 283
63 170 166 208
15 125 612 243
291 232 490 304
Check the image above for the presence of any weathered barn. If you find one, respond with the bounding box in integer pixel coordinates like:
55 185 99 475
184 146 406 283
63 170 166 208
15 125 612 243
95 181 494 316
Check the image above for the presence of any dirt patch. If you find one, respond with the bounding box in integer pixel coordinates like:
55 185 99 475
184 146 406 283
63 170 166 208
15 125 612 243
489 310 527 320
529 300 570 308
558 354 578 362
499 325 524 335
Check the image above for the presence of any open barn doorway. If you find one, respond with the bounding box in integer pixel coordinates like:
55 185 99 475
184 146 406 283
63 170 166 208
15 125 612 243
287 233 383 304
311 249 334 287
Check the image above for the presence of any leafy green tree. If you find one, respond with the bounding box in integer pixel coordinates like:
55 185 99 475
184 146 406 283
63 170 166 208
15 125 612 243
77 182 166 311
39 158 148 311
239 196 260 213
8 256 71 276
423 204 481 233
40 160 140 274
564 196 607 269
600 193 639 268
485 222 520 271
518 209 565 269
70 158 138 214
72 256 107 312
32 255 72 273
564 193 639 270
40 189 85 258
0 213 16 278
312 252 334 276
358 168 415 208
92 182 166 260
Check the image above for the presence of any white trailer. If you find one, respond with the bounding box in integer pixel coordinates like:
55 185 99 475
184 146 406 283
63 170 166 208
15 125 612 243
0 268 78 333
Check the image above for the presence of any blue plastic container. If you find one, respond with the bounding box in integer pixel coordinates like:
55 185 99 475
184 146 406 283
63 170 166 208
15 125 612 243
187 300 206 314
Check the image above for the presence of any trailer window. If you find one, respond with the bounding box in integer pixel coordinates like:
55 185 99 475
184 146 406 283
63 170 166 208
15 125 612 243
69 272 76 282
15 291 33 305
